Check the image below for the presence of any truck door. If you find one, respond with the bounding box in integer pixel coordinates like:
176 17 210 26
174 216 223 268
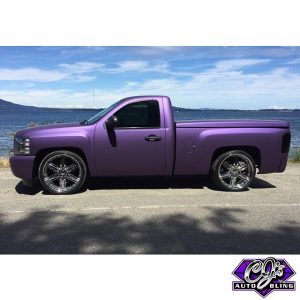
94 99 166 176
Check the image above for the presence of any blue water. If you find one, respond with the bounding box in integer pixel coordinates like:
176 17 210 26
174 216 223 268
0 109 299 156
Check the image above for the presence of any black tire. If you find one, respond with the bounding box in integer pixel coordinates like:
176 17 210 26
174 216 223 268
38 150 87 195
211 150 256 191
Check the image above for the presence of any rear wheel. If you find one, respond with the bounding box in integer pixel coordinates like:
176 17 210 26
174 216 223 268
38 150 87 195
211 150 256 191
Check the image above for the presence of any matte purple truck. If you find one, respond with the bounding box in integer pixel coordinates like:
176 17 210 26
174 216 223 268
10 95 291 194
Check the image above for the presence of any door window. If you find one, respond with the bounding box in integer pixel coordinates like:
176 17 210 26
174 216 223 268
114 100 160 128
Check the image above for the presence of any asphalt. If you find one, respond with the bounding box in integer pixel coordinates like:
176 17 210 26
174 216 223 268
0 164 300 254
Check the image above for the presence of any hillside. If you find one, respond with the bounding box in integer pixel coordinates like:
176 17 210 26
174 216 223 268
0 99 98 112
0 98 199 112
1 98 298 112
0 99 43 112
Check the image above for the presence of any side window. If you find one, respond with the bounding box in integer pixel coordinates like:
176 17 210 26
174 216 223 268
114 100 160 128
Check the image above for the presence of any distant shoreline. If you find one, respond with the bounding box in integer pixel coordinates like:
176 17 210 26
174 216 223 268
1 98 299 112
2 107 300 113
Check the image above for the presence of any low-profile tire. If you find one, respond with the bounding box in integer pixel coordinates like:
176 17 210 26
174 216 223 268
38 150 87 195
211 150 256 192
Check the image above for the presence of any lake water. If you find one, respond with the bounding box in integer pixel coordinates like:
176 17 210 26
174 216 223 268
0 109 299 156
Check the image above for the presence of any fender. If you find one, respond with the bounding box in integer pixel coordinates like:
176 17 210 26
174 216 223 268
174 127 289 175
28 124 97 176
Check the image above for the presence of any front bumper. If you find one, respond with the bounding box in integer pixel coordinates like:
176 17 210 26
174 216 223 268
9 155 35 180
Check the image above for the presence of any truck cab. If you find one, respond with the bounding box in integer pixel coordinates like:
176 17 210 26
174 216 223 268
93 96 175 177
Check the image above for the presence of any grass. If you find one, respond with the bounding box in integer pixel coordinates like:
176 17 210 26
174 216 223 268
292 149 300 162
0 157 9 168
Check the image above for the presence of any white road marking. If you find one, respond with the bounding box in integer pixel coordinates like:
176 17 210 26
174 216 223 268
1 203 300 214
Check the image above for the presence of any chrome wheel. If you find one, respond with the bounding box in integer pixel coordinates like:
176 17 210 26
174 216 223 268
211 150 256 191
39 151 86 194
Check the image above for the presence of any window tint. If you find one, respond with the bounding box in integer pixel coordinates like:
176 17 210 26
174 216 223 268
114 100 160 128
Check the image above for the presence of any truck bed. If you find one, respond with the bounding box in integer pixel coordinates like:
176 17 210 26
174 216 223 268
176 119 290 128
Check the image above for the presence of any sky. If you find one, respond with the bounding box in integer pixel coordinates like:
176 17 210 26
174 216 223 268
0 46 300 109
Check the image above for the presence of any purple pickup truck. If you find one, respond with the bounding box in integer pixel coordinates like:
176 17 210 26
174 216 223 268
10 95 291 194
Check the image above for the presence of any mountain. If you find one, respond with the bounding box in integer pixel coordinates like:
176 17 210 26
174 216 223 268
1 98 299 112
0 99 44 112
0 98 201 112
0 99 99 112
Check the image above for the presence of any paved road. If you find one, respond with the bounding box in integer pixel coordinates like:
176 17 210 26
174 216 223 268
0 164 300 254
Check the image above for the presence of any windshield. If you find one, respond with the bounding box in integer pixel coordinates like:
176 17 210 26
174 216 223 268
85 100 123 124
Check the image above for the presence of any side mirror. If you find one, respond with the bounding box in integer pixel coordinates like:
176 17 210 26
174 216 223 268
105 115 118 130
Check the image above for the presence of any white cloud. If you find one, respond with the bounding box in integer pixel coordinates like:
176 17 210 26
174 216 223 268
0 62 104 83
73 75 97 82
49 104 86 109
106 58 272 76
286 57 300 64
136 78 180 90
0 68 67 82
107 60 195 77
0 60 186 84
113 60 149 72
0 89 96 108
108 60 169 74
268 105 288 109
125 81 138 87
1 58 300 109
59 61 105 73
130 46 184 56
58 60 171 75
214 59 271 71
59 47 105 58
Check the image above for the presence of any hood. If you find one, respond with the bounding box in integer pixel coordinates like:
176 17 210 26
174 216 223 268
15 122 82 137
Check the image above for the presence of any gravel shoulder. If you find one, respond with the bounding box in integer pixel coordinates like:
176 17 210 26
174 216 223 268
0 163 300 254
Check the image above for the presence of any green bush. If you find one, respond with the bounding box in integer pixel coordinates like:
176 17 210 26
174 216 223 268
293 149 300 162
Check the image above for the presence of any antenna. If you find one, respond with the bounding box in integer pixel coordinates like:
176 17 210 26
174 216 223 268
92 88 95 108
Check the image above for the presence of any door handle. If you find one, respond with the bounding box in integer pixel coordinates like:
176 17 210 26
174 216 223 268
145 134 161 142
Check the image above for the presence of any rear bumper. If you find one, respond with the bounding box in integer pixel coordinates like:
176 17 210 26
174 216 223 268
278 154 289 173
9 155 35 180
259 153 289 174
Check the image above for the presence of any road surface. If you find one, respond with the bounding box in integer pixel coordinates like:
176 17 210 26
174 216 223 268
0 164 299 254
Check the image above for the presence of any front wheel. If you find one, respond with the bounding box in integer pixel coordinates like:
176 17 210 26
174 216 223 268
211 150 256 191
39 150 87 195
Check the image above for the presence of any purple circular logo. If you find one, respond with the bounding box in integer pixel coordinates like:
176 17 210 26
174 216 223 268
232 257 296 297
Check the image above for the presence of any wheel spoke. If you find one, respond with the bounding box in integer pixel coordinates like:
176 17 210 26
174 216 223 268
238 162 248 172
66 174 79 183
220 172 231 179
48 162 60 173
45 174 60 183
59 178 67 188
239 166 247 171
66 163 78 173
60 156 66 168
229 176 237 188
237 173 249 183
222 161 232 170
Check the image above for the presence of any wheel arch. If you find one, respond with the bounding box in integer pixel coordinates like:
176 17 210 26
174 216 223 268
210 146 261 169
33 147 90 178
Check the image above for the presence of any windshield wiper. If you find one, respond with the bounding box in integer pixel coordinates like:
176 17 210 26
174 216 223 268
80 119 89 125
